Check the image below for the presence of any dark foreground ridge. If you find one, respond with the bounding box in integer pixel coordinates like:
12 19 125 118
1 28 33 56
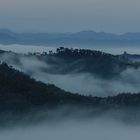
0 62 140 125
0 62 140 113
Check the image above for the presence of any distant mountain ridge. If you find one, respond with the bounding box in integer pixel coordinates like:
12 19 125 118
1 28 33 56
1 29 140 46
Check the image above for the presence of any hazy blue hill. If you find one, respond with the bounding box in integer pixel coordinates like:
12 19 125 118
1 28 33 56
0 29 19 44
1 29 140 45
120 32 140 39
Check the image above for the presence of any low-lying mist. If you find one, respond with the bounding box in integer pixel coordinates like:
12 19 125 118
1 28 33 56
1 116 140 140
1 44 140 55
1 52 140 96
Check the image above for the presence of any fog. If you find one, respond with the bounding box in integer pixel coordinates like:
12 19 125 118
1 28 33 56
0 117 140 140
24 69 140 96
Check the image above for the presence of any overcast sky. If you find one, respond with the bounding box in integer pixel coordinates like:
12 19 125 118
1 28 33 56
0 0 140 33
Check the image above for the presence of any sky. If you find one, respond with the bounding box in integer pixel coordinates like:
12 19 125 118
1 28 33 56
0 0 140 33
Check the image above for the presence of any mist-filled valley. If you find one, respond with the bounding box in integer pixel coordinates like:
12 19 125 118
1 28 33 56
0 45 140 140
1 118 140 140
0 46 140 96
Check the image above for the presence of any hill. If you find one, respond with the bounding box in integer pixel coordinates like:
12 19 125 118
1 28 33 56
0 47 138 79
1 29 140 45
0 62 139 124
